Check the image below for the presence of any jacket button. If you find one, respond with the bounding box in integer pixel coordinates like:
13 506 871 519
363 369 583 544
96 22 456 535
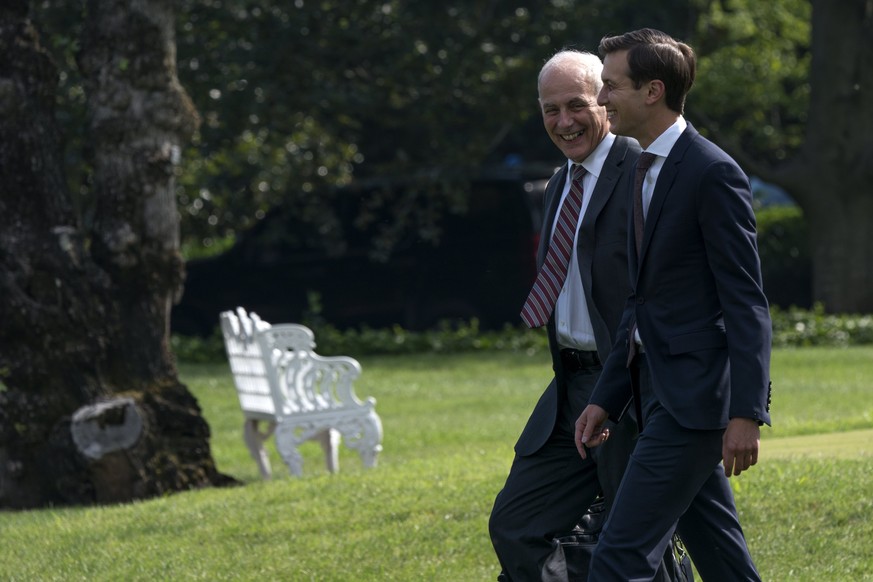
636 297 645 304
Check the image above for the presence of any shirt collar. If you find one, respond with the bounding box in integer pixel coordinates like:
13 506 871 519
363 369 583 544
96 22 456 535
565 132 616 179
645 116 686 158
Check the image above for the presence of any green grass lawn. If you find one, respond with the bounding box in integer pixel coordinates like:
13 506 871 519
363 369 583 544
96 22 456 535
1 347 871 581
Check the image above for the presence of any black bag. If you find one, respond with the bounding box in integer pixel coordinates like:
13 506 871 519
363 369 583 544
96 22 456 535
555 498 694 582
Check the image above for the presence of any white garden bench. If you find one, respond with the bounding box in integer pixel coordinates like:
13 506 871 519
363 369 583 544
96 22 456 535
219 307 383 478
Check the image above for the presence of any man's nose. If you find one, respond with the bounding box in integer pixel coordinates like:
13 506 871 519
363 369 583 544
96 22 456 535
596 86 608 106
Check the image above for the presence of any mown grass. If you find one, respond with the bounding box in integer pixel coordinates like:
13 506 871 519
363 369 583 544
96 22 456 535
1 348 871 581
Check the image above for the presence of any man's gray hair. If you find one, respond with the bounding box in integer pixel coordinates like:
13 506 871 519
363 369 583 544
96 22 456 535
538 50 604 94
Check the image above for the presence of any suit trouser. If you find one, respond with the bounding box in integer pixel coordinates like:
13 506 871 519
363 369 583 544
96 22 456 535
489 364 637 582
588 354 761 582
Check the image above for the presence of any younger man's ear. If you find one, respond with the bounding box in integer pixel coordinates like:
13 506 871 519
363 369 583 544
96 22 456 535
645 80 666 105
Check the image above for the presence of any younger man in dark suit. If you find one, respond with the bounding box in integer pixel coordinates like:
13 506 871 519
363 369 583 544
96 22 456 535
576 28 772 581
489 50 641 581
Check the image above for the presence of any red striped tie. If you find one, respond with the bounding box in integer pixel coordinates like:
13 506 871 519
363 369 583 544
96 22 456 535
520 164 587 328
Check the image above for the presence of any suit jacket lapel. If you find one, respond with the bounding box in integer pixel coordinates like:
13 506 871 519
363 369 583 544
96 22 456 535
578 137 629 287
638 125 699 266
580 143 623 235
538 164 568 266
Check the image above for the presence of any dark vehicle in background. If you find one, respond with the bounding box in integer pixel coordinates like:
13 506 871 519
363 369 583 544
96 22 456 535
171 165 557 336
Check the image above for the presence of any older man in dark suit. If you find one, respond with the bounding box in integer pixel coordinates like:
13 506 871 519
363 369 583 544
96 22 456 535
488 49 642 581
576 28 772 581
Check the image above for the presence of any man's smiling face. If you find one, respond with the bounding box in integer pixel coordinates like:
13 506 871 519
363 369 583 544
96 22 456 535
597 49 651 144
538 64 609 163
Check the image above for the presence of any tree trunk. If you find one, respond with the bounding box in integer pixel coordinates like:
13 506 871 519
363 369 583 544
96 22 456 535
799 0 873 312
0 1 233 509
721 0 873 313
772 0 873 313
805 187 873 313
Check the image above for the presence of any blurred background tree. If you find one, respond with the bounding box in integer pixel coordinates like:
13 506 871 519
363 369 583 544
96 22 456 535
29 0 873 311
694 0 872 312
33 0 699 253
1 0 231 510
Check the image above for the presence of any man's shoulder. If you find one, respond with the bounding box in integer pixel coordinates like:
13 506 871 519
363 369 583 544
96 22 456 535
606 135 642 166
612 134 642 154
680 124 737 165
675 129 750 188
543 163 568 195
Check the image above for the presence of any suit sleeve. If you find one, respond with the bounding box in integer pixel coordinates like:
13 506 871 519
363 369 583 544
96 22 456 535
696 160 772 425
588 295 635 422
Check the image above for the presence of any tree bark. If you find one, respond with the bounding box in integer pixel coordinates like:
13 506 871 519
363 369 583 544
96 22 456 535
721 0 873 313
0 1 233 509
795 0 873 312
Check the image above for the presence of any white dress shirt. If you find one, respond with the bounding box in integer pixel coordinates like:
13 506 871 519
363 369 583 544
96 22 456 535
639 116 687 218
553 132 617 351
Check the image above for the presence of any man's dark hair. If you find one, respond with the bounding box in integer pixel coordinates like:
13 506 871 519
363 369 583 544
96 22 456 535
598 28 696 114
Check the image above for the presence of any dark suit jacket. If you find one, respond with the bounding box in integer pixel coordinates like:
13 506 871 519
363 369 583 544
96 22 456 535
515 135 641 456
591 123 772 430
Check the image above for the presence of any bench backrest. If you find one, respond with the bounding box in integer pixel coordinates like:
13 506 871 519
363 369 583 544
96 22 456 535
220 308 368 422
219 307 287 420
257 326 366 419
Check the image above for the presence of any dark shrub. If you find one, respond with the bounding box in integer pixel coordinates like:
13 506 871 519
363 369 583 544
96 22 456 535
756 205 811 309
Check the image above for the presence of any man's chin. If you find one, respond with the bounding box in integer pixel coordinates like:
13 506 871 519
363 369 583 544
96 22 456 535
607 122 628 137
567 146 594 162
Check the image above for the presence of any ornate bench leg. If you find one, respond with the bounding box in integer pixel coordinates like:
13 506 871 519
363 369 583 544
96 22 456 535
335 410 383 470
274 423 305 477
359 442 381 468
317 429 341 474
243 419 276 480
359 411 383 469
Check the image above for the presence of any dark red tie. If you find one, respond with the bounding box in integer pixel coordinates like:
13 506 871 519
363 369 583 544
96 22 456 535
627 152 657 366
633 152 657 258
520 164 587 328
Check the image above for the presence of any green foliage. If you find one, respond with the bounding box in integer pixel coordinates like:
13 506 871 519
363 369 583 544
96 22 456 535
755 204 811 308
171 318 550 363
171 306 873 364
170 328 227 363
172 0 560 251
692 0 811 163
308 319 549 357
1 349 872 580
33 0 705 256
771 304 873 348
179 232 236 260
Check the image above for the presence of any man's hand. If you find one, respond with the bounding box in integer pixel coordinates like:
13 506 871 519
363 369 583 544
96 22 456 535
722 417 760 477
575 404 610 460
